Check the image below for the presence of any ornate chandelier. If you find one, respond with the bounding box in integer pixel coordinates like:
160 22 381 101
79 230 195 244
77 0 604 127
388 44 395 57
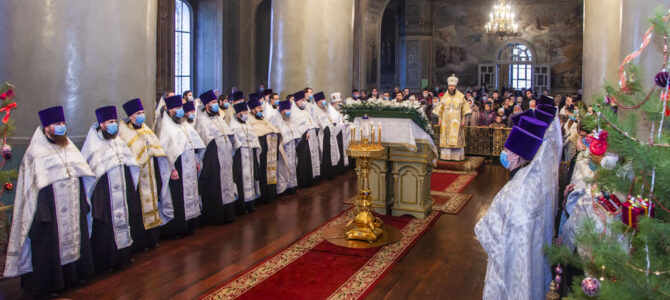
484 0 519 39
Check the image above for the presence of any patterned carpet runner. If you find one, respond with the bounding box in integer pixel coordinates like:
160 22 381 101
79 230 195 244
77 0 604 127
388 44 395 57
199 208 440 300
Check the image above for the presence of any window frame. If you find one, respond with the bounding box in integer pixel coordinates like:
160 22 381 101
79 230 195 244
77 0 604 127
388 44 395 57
496 42 534 90
175 0 193 96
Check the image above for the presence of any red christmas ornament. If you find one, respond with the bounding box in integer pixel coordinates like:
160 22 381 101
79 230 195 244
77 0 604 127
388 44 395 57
0 89 14 100
589 130 608 156
3 182 13 191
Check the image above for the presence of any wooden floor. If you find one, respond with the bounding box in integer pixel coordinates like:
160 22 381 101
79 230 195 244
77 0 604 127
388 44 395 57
0 163 508 300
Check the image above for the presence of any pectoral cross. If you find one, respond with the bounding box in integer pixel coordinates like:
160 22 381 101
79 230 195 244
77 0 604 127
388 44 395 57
65 167 72 178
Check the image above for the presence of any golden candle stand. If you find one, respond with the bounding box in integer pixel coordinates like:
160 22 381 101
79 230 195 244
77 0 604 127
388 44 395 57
324 116 403 248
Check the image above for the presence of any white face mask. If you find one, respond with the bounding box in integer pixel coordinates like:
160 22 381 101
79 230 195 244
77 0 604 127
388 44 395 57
187 95 194 101
239 114 248 122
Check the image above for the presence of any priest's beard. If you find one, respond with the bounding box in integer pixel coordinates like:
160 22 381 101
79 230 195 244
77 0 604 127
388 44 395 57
254 115 263 120
171 115 183 124
99 128 118 140
186 117 194 124
207 109 219 117
53 134 69 146
448 89 456 96
282 115 290 121
45 130 69 146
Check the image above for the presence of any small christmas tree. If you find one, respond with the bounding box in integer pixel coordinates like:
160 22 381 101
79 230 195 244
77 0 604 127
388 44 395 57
547 7 670 299
0 82 19 276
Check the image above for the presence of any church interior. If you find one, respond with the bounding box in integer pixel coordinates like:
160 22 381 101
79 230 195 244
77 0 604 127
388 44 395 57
1 0 670 299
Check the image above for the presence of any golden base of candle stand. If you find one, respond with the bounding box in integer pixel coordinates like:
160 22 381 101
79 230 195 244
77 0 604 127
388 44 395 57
344 141 390 243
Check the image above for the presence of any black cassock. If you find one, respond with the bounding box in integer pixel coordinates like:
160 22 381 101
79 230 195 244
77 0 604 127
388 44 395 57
296 131 314 188
336 131 346 175
199 141 236 225
20 180 94 296
320 127 335 181
160 155 199 238
257 134 278 204
90 166 143 273
233 147 260 214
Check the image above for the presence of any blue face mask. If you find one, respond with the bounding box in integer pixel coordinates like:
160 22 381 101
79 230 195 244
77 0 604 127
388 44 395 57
54 124 67 136
569 115 576 121
499 151 510 169
320 100 327 106
135 114 146 126
274 100 280 106
175 108 185 118
259 87 265 92
210 103 220 113
188 113 195 120
284 111 291 118
308 95 314 100
223 102 229 109
582 138 590 147
106 123 118 135
256 111 263 118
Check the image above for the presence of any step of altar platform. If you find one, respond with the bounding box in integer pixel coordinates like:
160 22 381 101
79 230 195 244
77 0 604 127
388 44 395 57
435 156 485 172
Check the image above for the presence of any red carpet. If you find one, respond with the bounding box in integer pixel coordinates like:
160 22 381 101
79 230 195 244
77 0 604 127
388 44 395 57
200 208 440 300
430 171 461 191
429 170 476 214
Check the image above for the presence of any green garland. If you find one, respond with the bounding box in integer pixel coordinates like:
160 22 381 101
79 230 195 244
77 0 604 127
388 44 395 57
340 102 436 140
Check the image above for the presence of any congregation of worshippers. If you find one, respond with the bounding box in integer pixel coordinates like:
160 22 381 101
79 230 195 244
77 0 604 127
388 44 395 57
6 80 590 297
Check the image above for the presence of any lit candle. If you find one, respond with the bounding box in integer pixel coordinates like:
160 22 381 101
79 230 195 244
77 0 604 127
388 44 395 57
369 122 373 144
351 126 355 144
378 122 382 145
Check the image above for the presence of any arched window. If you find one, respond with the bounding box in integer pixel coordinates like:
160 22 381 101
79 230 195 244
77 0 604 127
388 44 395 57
175 0 192 95
497 42 533 90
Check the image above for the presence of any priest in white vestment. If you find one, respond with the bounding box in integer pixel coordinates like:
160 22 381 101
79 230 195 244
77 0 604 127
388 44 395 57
274 99 300 194
261 89 281 125
329 92 351 174
119 98 171 250
183 101 197 126
247 93 287 204
5 106 95 296
158 95 206 238
290 90 321 188
194 90 239 224
153 91 175 137
476 114 560 300
312 91 340 180
230 99 262 213
81 106 141 273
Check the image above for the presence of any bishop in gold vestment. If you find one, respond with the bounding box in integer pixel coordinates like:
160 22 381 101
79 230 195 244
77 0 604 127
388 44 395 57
433 74 471 161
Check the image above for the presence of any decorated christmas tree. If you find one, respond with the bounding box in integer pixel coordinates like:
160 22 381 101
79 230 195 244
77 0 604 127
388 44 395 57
0 82 19 275
547 8 670 299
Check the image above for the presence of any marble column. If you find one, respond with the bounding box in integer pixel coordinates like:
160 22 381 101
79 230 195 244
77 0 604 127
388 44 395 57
269 0 355 98
582 0 622 104
620 1 669 138
0 0 157 142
